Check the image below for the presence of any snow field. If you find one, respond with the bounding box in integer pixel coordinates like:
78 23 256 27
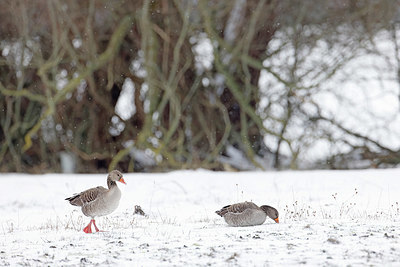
1 169 400 266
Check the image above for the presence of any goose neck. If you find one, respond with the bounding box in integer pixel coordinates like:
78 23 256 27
107 179 117 189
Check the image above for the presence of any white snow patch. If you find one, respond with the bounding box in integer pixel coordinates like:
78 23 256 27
115 78 136 121
1 169 400 265
191 33 214 74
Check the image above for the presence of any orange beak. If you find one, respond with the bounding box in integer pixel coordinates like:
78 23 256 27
274 217 279 223
119 177 127 184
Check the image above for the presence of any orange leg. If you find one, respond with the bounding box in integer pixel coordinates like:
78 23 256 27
92 219 100 232
83 220 93 233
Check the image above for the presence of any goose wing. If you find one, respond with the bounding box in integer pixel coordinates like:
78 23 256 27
65 186 107 207
216 201 258 216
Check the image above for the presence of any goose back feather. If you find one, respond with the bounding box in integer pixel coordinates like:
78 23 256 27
215 201 259 216
65 186 107 207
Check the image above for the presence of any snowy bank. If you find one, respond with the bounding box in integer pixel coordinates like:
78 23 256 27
1 169 400 265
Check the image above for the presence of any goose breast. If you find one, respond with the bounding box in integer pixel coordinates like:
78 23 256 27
223 208 267 227
82 186 121 217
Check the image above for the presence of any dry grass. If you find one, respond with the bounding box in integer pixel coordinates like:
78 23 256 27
3 189 399 234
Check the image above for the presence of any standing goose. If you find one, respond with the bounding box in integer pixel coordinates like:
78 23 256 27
216 201 279 227
65 170 126 233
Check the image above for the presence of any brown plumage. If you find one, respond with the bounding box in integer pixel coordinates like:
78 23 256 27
65 170 126 233
66 186 107 207
216 201 279 227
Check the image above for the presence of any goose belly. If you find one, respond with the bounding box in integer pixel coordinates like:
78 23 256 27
224 209 266 227
82 188 121 218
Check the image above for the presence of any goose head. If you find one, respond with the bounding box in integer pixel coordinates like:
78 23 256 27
260 205 279 223
109 170 126 184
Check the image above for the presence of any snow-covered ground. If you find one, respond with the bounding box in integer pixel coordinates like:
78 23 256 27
1 169 400 266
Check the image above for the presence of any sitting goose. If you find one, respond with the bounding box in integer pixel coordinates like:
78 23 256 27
65 170 126 233
216 201 279 227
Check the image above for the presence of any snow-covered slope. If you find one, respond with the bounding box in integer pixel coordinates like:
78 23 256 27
1 169 399 265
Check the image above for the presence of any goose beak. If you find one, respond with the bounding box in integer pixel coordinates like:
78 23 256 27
119 177 127 184
274 217 279 223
